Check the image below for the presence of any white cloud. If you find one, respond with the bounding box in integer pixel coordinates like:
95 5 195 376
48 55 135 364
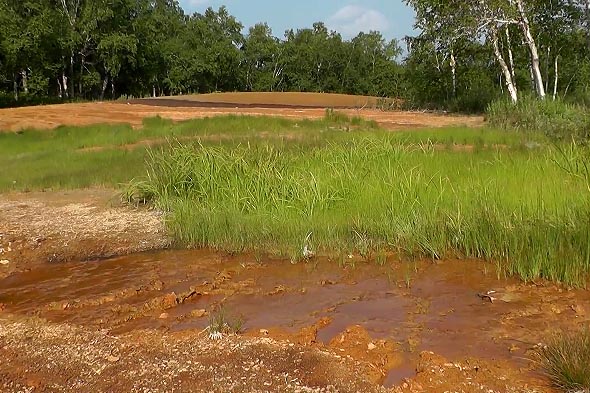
182 0 210 9
327 5 390 37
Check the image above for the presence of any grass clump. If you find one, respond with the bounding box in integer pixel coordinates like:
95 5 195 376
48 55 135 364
206 306 244 338
536 327 590 392
487 96 590 141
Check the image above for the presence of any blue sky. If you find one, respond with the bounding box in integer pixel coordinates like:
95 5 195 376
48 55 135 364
178 1 416 41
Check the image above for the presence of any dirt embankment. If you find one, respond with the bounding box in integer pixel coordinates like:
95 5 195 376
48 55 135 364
0 314 384 393
0 100 483 133
0 188 170 278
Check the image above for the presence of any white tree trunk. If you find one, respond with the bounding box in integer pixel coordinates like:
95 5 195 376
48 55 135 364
515 0 545 98
528 63 535 91
62 72 69 98
505 26 516 82
57 78 63 99
450 48 457 97
100 75 109 101
79 54 85 96
13 75 18 101
553 55 559 101
69 52 75 98
545 47 551 93
20 70 28 94
492 28 518 103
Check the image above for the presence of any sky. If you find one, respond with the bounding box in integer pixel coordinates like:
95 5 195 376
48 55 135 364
178 0 417 42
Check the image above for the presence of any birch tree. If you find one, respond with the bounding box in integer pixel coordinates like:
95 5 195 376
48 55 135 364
405 0 551 101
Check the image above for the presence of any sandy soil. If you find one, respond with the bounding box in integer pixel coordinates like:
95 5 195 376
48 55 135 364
0 314 382 393
0 100 483 133
0 189 170 278
0 189 585 392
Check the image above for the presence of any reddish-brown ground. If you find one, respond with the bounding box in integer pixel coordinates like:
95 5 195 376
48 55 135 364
148 92 384 107
0 93 483 132
0 188 586 392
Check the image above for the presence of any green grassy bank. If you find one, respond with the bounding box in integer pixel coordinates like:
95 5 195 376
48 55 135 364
3 113 588 286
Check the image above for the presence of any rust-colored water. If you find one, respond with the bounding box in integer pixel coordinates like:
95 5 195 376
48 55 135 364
1 250 589 387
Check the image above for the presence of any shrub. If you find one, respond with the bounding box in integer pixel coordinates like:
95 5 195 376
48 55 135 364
487 96 590 140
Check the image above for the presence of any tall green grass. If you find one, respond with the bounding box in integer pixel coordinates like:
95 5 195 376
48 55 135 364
126 133 590 286
487 96 590 140
0 113 527 192
3 110 588 284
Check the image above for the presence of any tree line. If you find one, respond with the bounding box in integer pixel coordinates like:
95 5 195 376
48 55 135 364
0 0 589 112
404 0 590 110
0 0 402 103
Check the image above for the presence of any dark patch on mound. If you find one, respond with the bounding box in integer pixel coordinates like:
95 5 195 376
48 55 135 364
129 98 357 109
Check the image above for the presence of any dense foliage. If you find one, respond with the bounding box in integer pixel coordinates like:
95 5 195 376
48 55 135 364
487 97 590 140
405 0 590 111
0 1 402 103
0 0 589 112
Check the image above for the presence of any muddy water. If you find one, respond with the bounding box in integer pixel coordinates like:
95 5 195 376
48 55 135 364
1 249 589 386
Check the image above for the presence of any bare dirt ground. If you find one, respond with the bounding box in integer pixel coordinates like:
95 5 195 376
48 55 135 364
142 91 384 107
0 189 170 279
0 189 587 392
0 100 483 133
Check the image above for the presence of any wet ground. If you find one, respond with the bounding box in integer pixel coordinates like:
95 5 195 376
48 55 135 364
2 245 588 391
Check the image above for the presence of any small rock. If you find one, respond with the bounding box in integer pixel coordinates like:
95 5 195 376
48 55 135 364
268 285 286 295
160 292 178 310
107 355 120 363
260 329 269 335
177 288 198 303
0 260 9 265
190 309 208 318
571 304 586 315
159 312 169 319
367 342 377 351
